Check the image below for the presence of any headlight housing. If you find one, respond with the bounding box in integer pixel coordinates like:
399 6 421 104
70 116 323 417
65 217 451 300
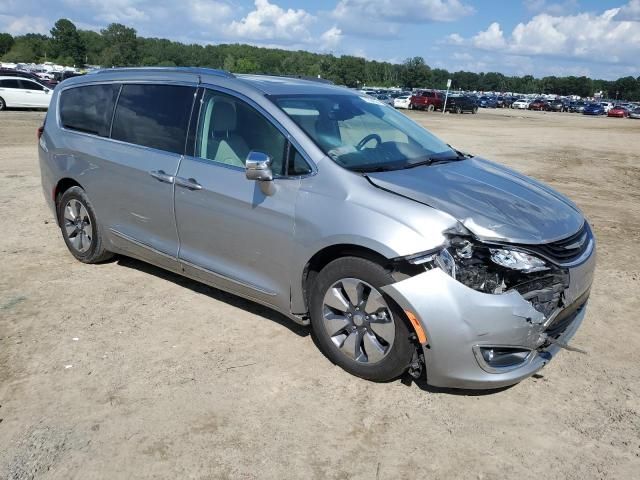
406 237 568 318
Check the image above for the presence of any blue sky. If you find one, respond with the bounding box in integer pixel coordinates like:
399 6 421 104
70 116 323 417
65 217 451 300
1 0 639 79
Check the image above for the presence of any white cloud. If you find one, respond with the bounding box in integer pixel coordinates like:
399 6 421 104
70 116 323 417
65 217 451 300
188 0 234 26
0 14 49 34
614 0 640 21
320 26 342 50
63 0 149 23
224 0 315 43
472 22 506 49
451 7 640 66
523 0 579 16
446 33 464 44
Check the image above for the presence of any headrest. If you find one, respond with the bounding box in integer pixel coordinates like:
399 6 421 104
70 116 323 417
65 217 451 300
212 101 237 133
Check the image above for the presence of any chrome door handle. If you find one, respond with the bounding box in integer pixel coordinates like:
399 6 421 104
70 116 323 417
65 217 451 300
174 176 203 190
149 170 175 184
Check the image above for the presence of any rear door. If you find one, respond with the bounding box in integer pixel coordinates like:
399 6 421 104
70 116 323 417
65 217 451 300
87 83 196 270
0 78 25 106
173 87 308 310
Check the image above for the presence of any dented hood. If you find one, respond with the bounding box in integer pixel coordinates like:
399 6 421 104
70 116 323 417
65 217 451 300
366 157 584 244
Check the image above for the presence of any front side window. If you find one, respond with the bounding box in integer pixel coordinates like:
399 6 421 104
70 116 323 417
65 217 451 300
272 94 456 172
195 90 290 174
112 84 195 154
20 80 44 91
60 84 120 137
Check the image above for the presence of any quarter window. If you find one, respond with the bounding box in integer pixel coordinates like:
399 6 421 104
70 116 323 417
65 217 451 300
111 84 195 154
195 90 289 174
60 84 120 137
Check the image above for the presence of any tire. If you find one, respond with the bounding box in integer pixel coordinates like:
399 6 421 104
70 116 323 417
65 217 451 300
309 256 415 382
472 107 478 114
57 186 114 264
427 104 435 112
408 103 413 110
0 96 5 111
455 107 462 114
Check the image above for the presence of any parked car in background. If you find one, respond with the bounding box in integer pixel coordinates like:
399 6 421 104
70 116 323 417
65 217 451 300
600 102 614 113
52 70 85 84
496 96 505 108
629 107 640 119
548 99 567 112
607 105 629 118
0 68 55 88
583 103 605 115
39 67 596 388
511 98 530 109
528 99 549 111
393 95 411 109
478 96 498 108
569 101 587 113
375 94 394 106
0 76 53 110
444 95 478 114
409 90 444 111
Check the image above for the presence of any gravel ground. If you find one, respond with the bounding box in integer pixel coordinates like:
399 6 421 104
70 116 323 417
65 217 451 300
0 108 639 479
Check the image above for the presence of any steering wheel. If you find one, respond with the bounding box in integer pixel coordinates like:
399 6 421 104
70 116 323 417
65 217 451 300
355 133 382 151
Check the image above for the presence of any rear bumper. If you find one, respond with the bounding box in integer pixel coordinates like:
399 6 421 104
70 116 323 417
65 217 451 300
383 249 595 389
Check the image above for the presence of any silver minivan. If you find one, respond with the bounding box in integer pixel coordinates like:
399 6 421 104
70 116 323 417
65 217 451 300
39 68 595 389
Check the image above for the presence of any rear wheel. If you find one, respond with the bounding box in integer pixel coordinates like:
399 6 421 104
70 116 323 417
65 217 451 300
427 104 435 112
408 103 413 110
57 186 114 263
472 106 478 114
309 257 415 382
455 106 462 114
0 97 5 111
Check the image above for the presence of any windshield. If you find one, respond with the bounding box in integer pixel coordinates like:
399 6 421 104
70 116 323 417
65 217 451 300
271 94 456 172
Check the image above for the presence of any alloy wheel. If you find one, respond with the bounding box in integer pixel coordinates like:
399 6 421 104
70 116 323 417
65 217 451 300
63 199 93 253
322 278 395 364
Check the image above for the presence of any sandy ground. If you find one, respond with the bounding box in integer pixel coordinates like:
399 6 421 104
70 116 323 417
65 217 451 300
0 107 639 479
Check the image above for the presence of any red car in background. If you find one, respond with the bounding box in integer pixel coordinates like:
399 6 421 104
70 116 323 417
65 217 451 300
409 90 445 111
528 99 550 111
607 105 629 118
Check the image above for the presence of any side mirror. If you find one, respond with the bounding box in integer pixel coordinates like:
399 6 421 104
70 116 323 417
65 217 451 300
245 151 273 181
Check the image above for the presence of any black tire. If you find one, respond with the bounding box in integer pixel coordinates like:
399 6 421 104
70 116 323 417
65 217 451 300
57 186 114 264
408 103 413 110
309 256 415 382
455 106 462 114
472 107 478 114
427 104 435 112
0 96 5 111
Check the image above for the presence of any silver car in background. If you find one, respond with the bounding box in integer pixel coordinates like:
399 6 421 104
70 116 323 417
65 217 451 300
39 68 595 389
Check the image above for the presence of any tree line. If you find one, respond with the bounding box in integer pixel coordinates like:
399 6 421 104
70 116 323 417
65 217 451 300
1 19 639 100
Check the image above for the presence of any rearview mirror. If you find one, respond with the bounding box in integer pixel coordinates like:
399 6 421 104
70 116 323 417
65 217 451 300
245 151 273 181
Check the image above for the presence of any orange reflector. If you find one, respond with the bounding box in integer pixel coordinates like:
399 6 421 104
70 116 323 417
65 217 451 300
405 310 427 344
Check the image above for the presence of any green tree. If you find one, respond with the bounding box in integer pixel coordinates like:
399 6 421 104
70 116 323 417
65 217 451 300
401 57 430 88
50 19 85 66
100 23 138 66
0 33 14 56
78 30 104 65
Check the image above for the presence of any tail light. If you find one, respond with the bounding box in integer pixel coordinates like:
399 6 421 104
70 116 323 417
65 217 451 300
37 126 44 140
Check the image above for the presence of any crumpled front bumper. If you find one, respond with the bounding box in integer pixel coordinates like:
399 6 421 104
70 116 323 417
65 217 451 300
382 252 594 389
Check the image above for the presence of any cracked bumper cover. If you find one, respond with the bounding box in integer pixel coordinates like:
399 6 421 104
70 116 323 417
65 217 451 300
382 254 594 389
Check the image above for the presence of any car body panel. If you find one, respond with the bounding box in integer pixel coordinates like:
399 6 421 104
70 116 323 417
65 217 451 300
366 157 583 244
0 76 53 108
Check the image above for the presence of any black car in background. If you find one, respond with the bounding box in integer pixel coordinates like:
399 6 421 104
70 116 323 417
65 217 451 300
0 68 55 88
569 101 587 113
444 95 478 113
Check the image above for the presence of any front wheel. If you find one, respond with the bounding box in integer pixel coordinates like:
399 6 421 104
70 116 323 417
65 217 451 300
408 103 414 110
309 257 415 382
472 106 478 114
427 104 435 112
455 106 462 114
0 97 6 111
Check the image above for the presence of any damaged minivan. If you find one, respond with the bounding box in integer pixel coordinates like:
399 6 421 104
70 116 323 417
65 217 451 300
39 68 595 389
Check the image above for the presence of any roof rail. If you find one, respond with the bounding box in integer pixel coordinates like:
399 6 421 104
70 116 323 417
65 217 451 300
277 74 334 85
92 67 235 78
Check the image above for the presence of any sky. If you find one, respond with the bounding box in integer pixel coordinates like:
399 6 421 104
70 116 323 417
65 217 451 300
1 0 639 79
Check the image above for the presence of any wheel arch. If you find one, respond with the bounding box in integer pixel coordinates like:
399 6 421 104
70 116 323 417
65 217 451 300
54 178 84 223
300 243 394 316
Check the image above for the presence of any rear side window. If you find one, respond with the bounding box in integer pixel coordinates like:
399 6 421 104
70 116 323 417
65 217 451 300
0 79 21 89
111 84 195 154
60 84 120 137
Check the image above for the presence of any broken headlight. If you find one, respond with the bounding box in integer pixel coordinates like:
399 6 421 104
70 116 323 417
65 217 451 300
406 238 568 317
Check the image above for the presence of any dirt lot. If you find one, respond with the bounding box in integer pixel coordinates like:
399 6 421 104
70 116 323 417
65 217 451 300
1 108 639 479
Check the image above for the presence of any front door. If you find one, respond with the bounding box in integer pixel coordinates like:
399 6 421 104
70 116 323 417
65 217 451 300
174 88 303 310
18 79 51 107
